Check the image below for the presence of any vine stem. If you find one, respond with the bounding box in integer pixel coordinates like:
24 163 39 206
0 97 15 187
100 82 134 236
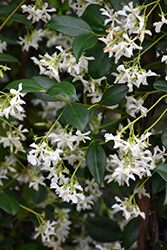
121 93 167 134
0 0 26 32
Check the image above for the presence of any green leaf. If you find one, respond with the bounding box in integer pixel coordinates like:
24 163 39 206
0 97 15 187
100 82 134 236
73 34 98 63
123 217 141 250
161 125 167 148
143 61 164 70
32 185 47 204
108 0 140 11
0 3 16 15
154 163 167 182
11 13 33 28
85 217 122 242
0 36 18 45
47 81 79 101
101 85 128 106
4 79 44 93
82 4 107 35
152 173 166 195
153 241 167 250
63 102 89 131
88 42 113 78
164 183 167 205
86 141 106 186
18 243 38 250
153 80 167 92
0 193 19 215
0 53 19 63
32 75 60 101
46 15 93 37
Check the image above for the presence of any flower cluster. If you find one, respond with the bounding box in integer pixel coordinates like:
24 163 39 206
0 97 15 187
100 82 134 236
0 83 26 120
99 2 152 62
112 196 145 220
112 64 157 92
18 29 45 51
104 131 166 186
21 2 56 23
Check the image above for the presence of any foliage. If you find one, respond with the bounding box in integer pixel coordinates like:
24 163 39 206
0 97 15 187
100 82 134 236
1 0 167 249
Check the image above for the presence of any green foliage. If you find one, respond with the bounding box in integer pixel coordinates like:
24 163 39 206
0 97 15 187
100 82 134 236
82 4 108 35
47 81 79 100
85 216 122 242
108 0 140 11
88 42 114 78
0 53 19 63
161 125 167 148
86 141 106 186
63 102 89 130
4 79 44 93
73 34 98 63
46 16 93 36
155 164 167 182
32 185 47 204
0 193 19 215
123 217 141 250
100 85 128 106
153 80 167 92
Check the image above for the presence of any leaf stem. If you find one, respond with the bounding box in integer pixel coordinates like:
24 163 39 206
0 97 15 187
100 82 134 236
0 0 27 32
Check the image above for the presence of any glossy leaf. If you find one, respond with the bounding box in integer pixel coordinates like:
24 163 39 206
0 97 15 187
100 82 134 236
0 36 18 45
153 80 167 92
88 42 114 78
161 125 167 148
154 163 167 182
0 3 16 15
4 79 44 93
143 61 164 70
32 75 61 101
86 141 106 186
63 102 89 131
152 173 166 195
85 216 122 242
47 81 79 101
11 13 33 28
0 53 19 63
73 34 98 63
0 193 19 215
163 183 167 205
18 243 38 250
32 185 47 204
46 15 93 37
82 4 107 34
101 85 128 106
108 0 140 11
153 241 167 250
123 217 141 250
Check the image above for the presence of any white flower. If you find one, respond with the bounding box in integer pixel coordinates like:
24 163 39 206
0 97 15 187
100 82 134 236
34 220 57 243
21 3 56 23
153 15 167 33
29 174 46 191
0 167 8 186
125 96 147 117
54 208 71 243
51 180 85 204
112 196 145 220
18 29 44 51
0 131 24 153
161 55 167 64
104 132 154 186
48 132 77 150
27 142 62 167
0 40 7 53
75 130 91 144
